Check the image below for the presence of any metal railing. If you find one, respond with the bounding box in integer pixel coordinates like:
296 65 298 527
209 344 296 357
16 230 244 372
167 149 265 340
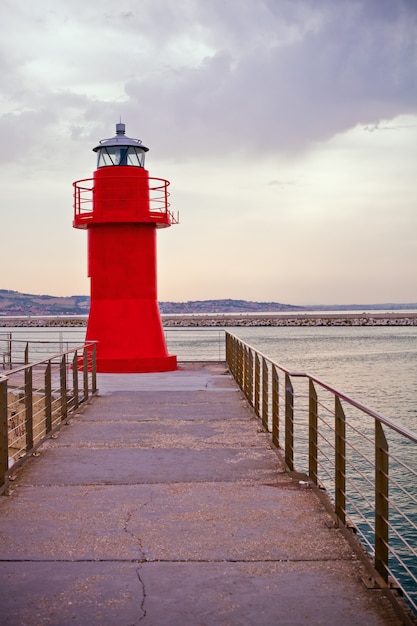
0 332 12 369
1 328 226 367
164 327 226 362
1 332 88 368
225 331 417 615
0 342 97 493
73 176 179 227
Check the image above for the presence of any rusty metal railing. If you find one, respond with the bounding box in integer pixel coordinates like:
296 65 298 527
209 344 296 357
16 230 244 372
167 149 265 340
225 331 417 615
0 342 97 494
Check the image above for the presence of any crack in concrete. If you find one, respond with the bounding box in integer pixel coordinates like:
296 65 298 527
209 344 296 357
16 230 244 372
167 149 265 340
121 493 154 625
122 510 146 561
121 513 147 625
134 564 147 624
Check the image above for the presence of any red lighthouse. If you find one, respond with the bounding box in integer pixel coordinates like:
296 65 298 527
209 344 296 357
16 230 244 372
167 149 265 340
73 122 178 373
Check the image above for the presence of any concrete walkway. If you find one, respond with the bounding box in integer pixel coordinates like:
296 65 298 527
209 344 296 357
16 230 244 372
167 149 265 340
0 363 404 625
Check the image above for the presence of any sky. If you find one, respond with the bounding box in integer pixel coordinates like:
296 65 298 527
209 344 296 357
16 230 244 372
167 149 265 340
0 0 416 306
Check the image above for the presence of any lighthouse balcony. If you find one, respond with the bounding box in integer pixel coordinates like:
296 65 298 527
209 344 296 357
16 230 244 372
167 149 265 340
72 177 179 229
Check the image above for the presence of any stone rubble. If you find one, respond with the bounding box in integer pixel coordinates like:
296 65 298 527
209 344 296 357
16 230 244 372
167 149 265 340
0 314 416 328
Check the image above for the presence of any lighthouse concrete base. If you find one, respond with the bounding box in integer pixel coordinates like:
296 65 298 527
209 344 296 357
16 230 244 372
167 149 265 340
96 355 177 374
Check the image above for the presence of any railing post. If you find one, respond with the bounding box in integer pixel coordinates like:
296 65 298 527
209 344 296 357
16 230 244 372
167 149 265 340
335 396 346 524
0 377 8 489
272 366 279 448
60 355 68 422
225 333 230 368
243 347 253 406
72 352 79 410
241 345 246 392
236 340 243 389
250 350 255 405
309 379 318 485
240 342 246 391
375 420 389 582
227 333 235 376
83 348 89 400
243 347 248 396
231 334 235 374
262 357 269 431
7 332 12 368
24 342 29 365
24 366 33 451
227 333 232 370
232 338 238 383
285 373 294 471
45 361 52 433
254 353 261 416
91 344 97 395
239 340 245 389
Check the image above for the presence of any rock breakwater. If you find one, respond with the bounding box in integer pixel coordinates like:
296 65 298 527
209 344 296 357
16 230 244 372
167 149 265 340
162 313 417 327
1 313 415 328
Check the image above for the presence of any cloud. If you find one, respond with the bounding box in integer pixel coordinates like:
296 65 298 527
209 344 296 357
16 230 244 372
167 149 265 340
120 0 417 157
1 0 416 163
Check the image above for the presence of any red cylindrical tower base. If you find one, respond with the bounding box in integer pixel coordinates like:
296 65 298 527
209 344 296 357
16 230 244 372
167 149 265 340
85 221 176 374
96 355 177 374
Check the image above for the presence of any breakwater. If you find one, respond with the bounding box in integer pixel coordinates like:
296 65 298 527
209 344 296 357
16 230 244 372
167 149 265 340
0 313 416 328
163 313 417 327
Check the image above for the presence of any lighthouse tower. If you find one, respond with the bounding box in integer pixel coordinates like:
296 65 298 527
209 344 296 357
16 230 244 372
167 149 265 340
73 122 177 373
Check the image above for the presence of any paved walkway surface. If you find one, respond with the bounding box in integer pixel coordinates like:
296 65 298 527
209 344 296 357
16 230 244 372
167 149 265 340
0 363 405 625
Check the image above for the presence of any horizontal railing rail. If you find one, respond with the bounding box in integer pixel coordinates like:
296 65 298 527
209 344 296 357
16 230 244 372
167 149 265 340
1 328 227 368
0 342 97 494
225 331 417 616
1 335 89 369
164 327 226 362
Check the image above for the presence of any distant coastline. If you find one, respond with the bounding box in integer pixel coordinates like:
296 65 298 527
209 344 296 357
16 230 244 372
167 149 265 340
1 290 416 319
1 311 416 328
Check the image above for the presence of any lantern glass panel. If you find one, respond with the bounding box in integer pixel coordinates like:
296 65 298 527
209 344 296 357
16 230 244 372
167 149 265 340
97 146 146 168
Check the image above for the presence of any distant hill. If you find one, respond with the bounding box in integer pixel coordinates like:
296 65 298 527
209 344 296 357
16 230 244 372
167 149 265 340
158 299 303 314
159 300 417 314
0 291 302 315
0 290 90 315
0 289 415 316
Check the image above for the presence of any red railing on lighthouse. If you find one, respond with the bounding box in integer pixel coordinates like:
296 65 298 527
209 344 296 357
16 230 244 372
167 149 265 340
73 176 179 229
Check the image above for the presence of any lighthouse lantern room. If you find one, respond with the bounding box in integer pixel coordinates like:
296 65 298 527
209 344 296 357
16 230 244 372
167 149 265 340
94 122 149 168
73 122 178 373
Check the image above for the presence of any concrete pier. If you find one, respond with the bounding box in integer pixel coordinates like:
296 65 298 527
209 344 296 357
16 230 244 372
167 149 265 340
0 363 405 625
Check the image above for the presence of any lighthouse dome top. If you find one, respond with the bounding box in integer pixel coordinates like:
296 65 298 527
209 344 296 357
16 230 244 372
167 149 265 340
93 122 149 168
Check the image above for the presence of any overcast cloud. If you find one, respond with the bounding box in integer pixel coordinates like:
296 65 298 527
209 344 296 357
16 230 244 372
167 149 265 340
1 0 416 304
